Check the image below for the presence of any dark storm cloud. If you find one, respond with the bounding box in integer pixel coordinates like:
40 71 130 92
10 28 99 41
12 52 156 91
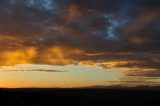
0 0 159 77
0 0 159 51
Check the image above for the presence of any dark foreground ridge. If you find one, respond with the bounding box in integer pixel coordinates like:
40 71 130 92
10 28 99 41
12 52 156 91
0 88 160 106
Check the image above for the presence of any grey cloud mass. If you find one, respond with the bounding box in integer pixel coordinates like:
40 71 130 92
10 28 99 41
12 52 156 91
0 0 159 79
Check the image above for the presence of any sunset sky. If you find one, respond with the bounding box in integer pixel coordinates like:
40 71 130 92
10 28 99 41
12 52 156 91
0 0 160 88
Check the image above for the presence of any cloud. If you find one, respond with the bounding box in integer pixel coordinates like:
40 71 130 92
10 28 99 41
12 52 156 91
0 64 67 72
2 70 65 72
122 69 160 78
0 64 108 72
0 0 159 80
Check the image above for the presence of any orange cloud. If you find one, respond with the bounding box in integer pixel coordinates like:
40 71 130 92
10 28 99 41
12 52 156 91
41 46 85 65
0 45 85 66
79 60 131 69
41 46 73 65
0 47 37 66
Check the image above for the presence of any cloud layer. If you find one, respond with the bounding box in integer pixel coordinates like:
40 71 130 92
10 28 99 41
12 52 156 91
0 0 159 81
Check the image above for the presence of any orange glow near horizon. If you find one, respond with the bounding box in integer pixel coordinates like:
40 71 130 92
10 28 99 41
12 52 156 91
0 67 121 88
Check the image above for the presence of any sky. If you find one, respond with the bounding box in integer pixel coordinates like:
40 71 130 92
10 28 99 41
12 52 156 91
0 0 160 88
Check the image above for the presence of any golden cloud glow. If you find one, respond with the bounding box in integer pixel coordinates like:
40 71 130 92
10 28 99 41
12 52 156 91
79 61 131 69
122 68 159 76
42 46 73 65
0 47 37 66
0 46 85 66
44 46 85 65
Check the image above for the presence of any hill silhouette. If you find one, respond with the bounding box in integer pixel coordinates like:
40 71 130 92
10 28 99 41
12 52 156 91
0 88 160 105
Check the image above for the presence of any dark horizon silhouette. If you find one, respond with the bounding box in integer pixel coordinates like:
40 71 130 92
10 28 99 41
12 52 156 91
0 87 160 105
